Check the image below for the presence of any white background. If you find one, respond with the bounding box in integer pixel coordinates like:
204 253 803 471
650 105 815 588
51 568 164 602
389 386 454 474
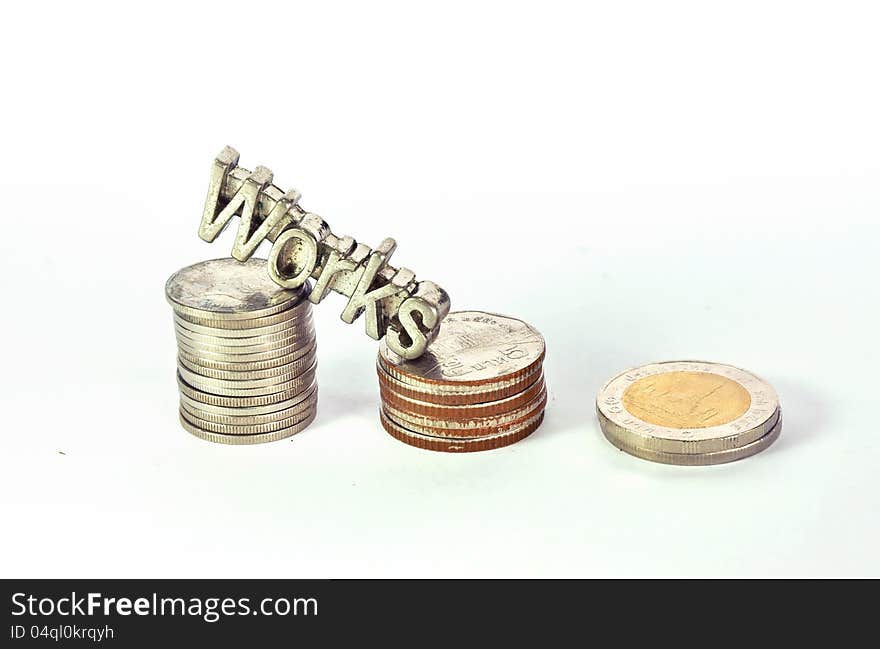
1 1 877 578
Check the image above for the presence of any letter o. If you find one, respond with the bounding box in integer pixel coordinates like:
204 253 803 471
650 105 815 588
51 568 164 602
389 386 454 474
268 228 318 289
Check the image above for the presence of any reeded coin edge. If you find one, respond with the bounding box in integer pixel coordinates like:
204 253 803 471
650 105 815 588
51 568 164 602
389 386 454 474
601 413 783 466
376 360 544 404
179 408 317 445
379 345 545 389
378 374 545 419
597 405 780 455
382 388 547 435
380 408 544 453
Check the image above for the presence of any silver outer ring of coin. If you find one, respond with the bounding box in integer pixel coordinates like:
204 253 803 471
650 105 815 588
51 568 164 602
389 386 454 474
602 412 783 466
165 258 310 320
382 388 547 433
174 321 314 347
178 341 316 372
177 374 315 407
176 333 316 358
173 302 312 330
177 349 317 381
376 359 544 400
181 389 318 426
596 360 780 453
598 405 780 456
180 408 317 445
173 312 313 338
178 380 317 415
380 408 544 453
177 364 317 395
378 311 546 388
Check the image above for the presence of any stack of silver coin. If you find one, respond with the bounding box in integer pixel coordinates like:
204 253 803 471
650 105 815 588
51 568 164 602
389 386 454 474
596 361 781 465
377 311 547 453
165 258 318 445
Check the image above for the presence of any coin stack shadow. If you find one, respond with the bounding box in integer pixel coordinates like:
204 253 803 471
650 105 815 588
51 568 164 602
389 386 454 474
376 311 547 453
166 258 318 445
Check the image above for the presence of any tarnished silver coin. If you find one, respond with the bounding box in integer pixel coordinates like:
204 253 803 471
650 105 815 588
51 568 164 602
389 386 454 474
379 311 545 388
165 258 309 320
596 360 781 464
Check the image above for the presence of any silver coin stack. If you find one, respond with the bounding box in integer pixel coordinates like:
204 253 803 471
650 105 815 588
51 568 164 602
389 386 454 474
165 258 318 445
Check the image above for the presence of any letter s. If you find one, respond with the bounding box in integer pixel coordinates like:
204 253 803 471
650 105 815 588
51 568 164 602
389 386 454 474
385 297 438 360
11 593 26 615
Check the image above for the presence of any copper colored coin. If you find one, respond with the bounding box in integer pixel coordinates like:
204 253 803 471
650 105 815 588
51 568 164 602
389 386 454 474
380 408 544 453
379 374 546 419
382 388 547 438
376 361 543 406
378 311 545 389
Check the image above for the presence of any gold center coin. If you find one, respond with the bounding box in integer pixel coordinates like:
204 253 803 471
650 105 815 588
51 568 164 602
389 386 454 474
622 371 751 429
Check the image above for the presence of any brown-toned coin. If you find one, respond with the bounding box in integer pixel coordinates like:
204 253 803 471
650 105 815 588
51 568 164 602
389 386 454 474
380 408 544 453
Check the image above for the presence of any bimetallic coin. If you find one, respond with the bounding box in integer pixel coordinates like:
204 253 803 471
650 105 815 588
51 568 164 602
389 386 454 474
596 360 781 462
165 258 309 320
378 311 545 388
382 388 547 437
380 408 544 453
379 374 545 419
180 408 317 445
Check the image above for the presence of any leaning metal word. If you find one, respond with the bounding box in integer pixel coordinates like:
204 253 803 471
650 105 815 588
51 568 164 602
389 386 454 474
198 146 450 359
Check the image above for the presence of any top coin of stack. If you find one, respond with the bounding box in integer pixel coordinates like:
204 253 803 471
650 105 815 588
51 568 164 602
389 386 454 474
377 311 547 452
596 360 781 465
165 258 318 445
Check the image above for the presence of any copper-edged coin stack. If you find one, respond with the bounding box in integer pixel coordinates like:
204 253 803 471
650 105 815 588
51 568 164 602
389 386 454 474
377 311 547 452
165 258 318 445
